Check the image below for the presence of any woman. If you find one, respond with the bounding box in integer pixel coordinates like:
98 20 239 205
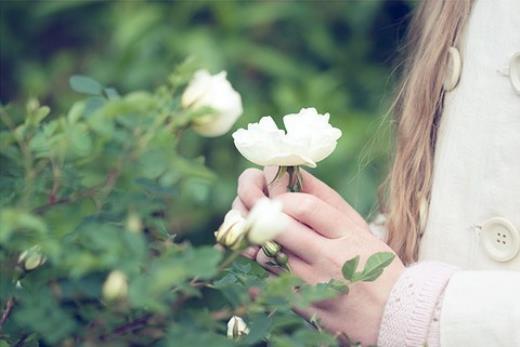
233 0 520 345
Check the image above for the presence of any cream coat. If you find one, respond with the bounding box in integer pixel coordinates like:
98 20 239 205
418 0 520 345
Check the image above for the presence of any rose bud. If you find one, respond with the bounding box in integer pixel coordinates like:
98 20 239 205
102 270 128 301
227 315 250 339
182 69 243 137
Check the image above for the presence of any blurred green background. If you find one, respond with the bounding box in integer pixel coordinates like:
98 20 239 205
1 0 412 236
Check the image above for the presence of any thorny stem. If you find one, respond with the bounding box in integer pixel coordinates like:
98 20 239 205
286 166 303 192
0 297 15 329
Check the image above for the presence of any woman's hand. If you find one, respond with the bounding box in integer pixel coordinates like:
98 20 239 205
233 167 404 345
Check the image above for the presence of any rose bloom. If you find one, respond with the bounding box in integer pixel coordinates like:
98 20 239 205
182 69 243 137
232 107 342 168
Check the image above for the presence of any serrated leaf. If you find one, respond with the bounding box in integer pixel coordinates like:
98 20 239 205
357 252 395 282
69 75 103 95
341 255 359 281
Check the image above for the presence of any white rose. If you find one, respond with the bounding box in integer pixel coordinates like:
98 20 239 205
245 197 288 245
232 107 341 168
182 69 243 137
215 210 247 250
227 315 250 339
102 270 128 301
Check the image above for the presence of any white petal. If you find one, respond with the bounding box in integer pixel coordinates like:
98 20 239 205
246 198 288 245
283 107 342 163
182 70 243 137
232 117 287 166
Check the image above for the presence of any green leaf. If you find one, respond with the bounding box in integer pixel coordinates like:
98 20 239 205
341 255 360 281
14 288 77 344
356 252 395 282
167 326 233 347
104 87 120 100
242 314 272 344
69 75 103 95
0 209 47 242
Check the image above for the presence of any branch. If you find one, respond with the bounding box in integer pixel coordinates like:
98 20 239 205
0 297 14 329
99 314 153 340
33 168 121 214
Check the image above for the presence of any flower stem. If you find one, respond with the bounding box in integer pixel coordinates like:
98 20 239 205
218 248 243 272
287 166 302 192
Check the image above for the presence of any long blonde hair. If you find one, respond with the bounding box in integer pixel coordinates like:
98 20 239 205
383 0 474 265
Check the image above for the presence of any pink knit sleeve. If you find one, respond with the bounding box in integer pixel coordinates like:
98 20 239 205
377 262 459 347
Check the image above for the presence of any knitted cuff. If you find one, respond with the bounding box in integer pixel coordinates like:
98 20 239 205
377 262 459 347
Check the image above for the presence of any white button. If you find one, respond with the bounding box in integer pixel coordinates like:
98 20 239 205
509 52 520 95
480 217 520 262
444 47 462 91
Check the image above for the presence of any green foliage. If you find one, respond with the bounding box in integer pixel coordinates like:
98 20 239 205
1 1 411 346
342 255 360 281
69 75 104 96
342 252 395 283
1 0 413 216
0 69 395 346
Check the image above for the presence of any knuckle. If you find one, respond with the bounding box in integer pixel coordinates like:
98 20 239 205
231 196 241 208
238 168 262 184
292 193 318 218
237 168 262 193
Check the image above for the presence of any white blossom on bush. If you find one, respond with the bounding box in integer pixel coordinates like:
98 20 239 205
215 210 247 250
102 270 128 301
182 69 243 137
227 315 249 339
232 107 341 168
18 245 46 271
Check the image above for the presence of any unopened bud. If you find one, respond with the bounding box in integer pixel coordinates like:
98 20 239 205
262 241 281 258
275 252 288 266
102 270 128 301
227 315 249 339
215 210 246 250
18 246 46 271
126 213 143 233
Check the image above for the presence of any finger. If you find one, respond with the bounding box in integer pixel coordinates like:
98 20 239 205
272 215 323 262
299 169 355 216
232 196 249 216
276 193 354 239
241 246 260 260
292 305 323 324
237 168 268 210
263 166 290 197
263 167 346 210
264 167 365 228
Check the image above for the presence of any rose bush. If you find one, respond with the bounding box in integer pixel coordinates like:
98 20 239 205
0 63 394 347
